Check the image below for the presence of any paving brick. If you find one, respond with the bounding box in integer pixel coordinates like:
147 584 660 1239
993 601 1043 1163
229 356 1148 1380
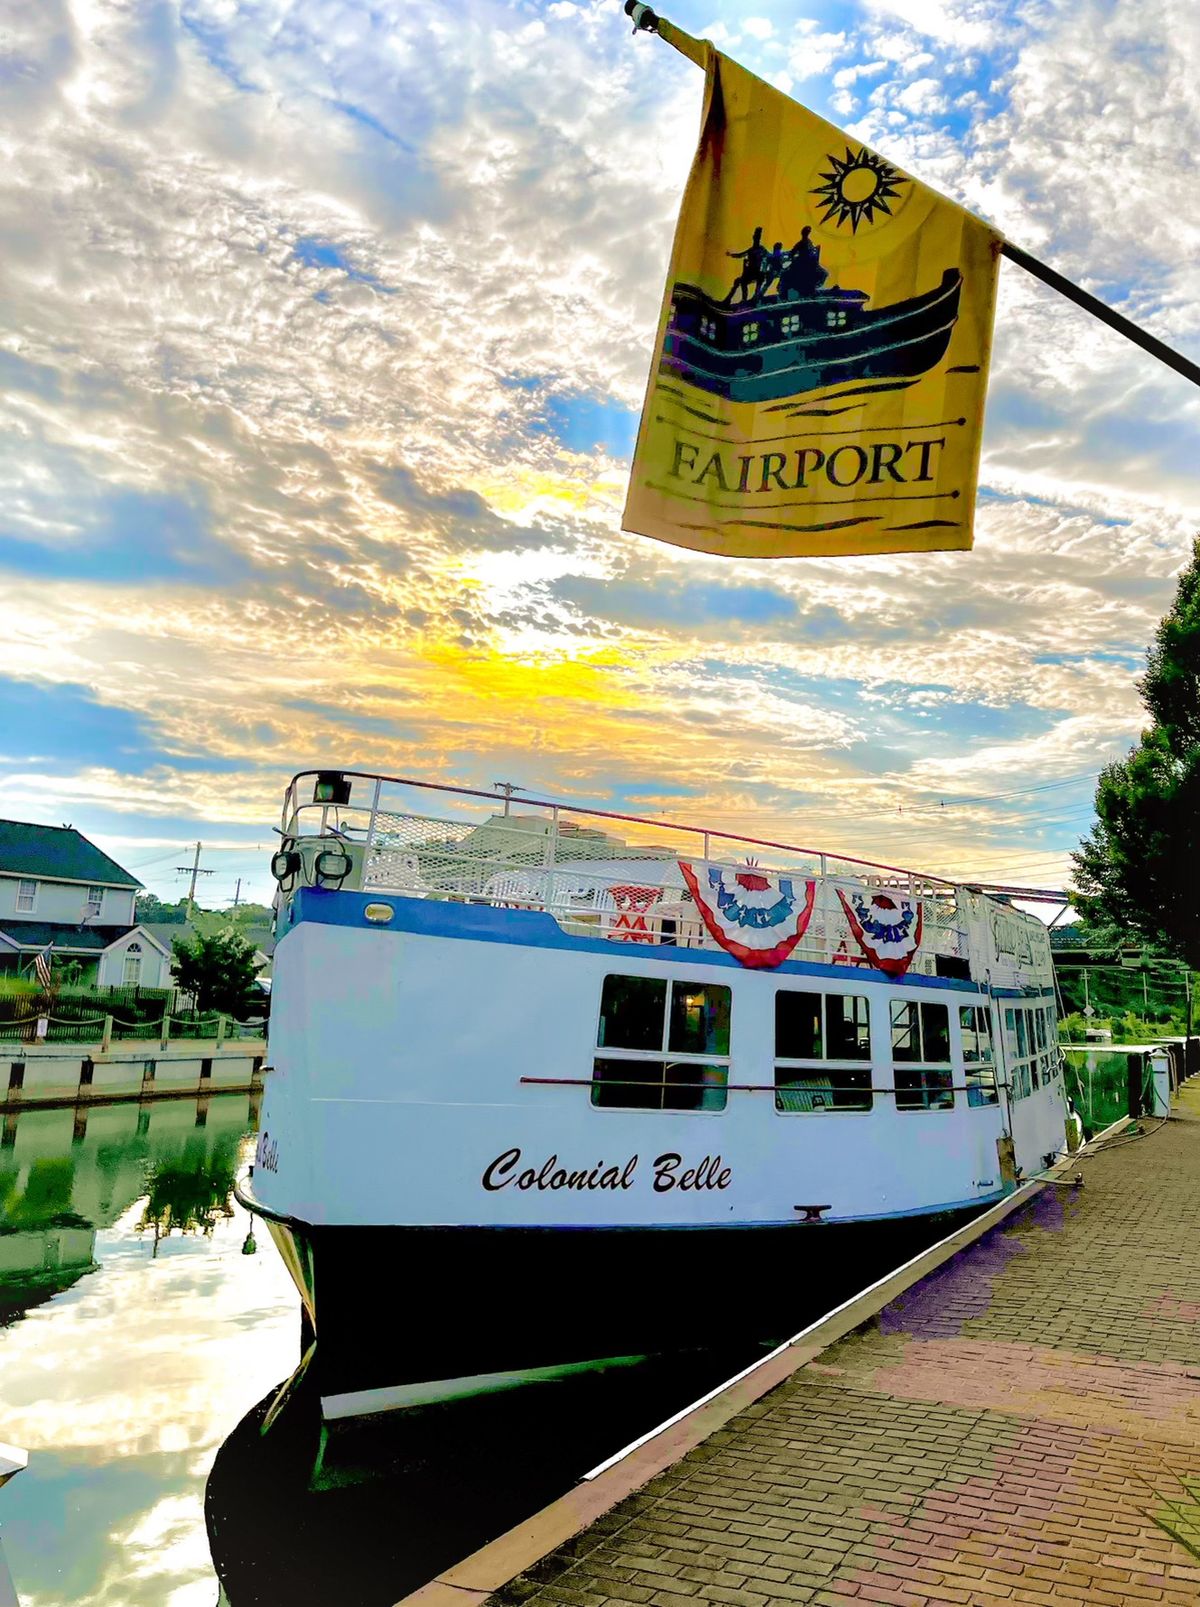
497 1083 1200 1607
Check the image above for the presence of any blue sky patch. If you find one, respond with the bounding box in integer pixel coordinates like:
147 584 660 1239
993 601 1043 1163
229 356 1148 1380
0 678 241 776
292 236 392 293
534 393 639 459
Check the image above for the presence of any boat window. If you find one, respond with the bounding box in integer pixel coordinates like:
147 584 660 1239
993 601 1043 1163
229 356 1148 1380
597 975 667 1051
960 1005 998 1107
1044 1006 1060 1078
668 981 731 1056
774 991 872 1113
828 994 871 1058
776 991 822 1059
592 1059 727 1113
891 999 953 1111
593 976 731 1113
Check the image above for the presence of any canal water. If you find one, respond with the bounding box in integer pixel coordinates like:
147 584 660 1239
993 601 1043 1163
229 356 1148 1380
0 1093 980 1606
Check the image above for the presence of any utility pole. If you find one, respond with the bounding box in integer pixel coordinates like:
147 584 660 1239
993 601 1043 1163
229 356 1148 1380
493 781 522 818
232 878 242 909
175 842 214 917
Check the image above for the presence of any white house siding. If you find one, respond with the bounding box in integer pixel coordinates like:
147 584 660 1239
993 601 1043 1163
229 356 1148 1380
0 876 136 927
97 929 171 989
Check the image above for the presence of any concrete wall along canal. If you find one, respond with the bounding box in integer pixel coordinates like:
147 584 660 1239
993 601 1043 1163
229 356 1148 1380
407 1077 1200 1607
1 1036 266 1106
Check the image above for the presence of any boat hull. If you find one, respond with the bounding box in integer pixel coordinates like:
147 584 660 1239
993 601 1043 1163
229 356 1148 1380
266 1207 989 1408
661 269 962 404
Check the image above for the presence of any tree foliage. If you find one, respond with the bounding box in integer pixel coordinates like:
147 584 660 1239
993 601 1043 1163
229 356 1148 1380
1071 536 1200 968
169 928 263 1018
136 893 191 924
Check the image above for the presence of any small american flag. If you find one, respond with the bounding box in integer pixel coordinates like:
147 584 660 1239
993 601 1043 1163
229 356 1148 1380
33 944 53 989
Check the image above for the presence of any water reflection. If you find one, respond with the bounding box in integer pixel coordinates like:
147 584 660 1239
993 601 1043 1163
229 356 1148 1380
1 1095 993 1607
0 1094 299 1607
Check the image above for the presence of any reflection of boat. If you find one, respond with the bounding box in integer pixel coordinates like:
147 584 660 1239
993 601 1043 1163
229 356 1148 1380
241 769 1069 1418
661 268 961 403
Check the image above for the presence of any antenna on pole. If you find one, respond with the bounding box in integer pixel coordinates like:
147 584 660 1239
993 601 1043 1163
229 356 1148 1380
493 782 523 818
175 842 215 917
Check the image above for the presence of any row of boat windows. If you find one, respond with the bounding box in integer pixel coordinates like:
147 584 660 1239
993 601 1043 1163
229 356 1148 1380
592 975 1059 1116
694 313 850 345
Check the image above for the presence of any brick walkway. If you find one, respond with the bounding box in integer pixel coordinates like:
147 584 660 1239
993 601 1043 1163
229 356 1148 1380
496 1087 1200 1607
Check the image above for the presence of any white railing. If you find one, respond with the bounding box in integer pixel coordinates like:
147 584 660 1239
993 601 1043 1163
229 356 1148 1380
277 770 978 977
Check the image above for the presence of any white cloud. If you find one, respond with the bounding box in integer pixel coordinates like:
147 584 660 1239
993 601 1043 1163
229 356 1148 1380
0 0 1196 896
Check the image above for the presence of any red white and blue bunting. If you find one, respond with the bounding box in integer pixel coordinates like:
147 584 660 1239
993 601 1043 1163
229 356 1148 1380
837 886 923 976
678 862 816 969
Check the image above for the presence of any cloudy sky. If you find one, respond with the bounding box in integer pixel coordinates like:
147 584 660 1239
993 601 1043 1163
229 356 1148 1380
2 0 1198 908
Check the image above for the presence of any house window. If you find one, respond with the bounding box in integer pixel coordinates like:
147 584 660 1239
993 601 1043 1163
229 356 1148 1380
592 974 731 1112
8 1062 24 1092
774 991 872 1113
16 880 36 913
960 1005 998 1106
891 999 953 1110
86 886 104 917
123 942 143 987
742 322 759 344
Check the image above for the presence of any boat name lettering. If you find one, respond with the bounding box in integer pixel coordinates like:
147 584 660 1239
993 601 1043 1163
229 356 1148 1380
481 1149 637 1192
652 1152 732 1193
255 1131 279 1174
668 437 946 495
480 1149 733 1194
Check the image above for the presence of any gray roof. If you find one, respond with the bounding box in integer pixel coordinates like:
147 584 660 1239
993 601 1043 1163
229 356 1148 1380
0 921 138 954
0 819 141 888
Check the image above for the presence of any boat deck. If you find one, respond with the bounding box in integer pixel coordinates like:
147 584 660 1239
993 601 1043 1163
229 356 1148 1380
408 1077 1200 1607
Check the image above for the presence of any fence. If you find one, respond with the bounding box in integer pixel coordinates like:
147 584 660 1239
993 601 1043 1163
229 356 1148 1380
276 769 987 979
0 999 266 1047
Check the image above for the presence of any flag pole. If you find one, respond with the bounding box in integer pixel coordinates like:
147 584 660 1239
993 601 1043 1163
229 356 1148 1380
622 1 1200 393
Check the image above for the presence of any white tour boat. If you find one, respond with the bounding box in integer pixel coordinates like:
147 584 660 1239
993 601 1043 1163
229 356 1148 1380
241 769 1069 1417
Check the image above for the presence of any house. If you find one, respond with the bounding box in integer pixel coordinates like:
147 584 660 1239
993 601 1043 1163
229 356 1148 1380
0 819 172 988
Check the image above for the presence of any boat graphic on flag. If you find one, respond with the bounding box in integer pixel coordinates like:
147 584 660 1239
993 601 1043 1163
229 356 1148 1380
837 886 923 976
624 27 1000 559
679 861 815 968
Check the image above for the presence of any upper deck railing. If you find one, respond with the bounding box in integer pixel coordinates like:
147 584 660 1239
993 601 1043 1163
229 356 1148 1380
276 770 1054 987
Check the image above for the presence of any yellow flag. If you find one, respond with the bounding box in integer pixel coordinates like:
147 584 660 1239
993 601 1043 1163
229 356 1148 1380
624 32 1000 559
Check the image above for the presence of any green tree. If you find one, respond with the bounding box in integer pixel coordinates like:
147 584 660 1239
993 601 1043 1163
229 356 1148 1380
136 893 191 924
226 902 273 926
1071 536 1200 968
170 929 264 1018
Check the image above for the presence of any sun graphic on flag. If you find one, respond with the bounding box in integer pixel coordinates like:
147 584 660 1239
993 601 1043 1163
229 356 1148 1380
811 146 906 232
